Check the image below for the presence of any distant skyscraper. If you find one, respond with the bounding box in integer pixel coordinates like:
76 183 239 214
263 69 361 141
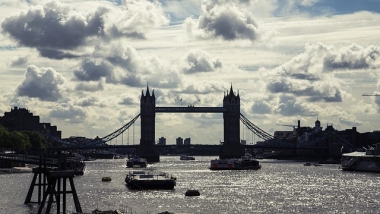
158 137 166 145
176 137 183 146
184 138 191 145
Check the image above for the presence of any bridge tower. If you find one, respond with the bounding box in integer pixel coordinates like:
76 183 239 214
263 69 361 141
220 85 245 159
136 85 159 162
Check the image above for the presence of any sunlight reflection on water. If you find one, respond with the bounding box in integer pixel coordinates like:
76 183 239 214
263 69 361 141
1 157 380 213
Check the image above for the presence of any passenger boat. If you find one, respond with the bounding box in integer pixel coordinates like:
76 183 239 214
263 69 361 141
64 156 86 175
125 170 176 190
180 155 195 160
209 155 261 170
126 156 147 168
341 144 380 173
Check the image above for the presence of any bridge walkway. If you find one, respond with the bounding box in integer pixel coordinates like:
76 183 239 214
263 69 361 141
0 154 58 166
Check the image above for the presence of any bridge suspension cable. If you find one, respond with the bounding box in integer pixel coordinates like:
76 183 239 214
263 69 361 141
85 114 140 146
240 113 275 141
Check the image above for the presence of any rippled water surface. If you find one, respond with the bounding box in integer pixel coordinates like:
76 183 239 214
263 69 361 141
1 156 380 213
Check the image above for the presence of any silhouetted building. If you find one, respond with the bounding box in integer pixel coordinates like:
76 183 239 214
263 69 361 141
158 137 166 145
176 137 183 146
184 138 191 145
0 106 61 138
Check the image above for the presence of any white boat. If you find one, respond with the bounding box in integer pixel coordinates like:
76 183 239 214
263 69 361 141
125 171 176 190
341 144 380 173
180 155 195 160
210 155 261 170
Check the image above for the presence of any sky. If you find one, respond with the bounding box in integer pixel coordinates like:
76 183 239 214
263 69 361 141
1 0 380 145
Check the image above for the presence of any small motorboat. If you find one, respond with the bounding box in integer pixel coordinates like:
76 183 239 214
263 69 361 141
185 189 200 197
102 177 111 182
304 163 311 166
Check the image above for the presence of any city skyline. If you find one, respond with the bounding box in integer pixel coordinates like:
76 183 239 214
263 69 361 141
1 0 380 144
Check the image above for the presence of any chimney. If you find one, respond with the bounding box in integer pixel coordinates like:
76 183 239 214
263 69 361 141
298 120 300 128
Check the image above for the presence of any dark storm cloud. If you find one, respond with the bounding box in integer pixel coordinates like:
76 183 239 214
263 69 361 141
73 58 118 83
182 50 222 74
9 55 29 67
274 94 318 116
184 0 261 41
251 100 272 114
1 1 108 58
16 65 65 101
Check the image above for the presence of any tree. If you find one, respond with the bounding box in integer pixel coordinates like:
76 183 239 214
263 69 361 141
22 131 48 150
9 131 31 151
0 125 11 149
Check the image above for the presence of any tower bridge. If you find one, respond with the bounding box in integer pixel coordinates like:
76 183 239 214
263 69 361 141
48 85 335 162
137 85 243 162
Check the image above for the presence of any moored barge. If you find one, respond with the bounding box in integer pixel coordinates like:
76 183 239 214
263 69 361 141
125 171 176 190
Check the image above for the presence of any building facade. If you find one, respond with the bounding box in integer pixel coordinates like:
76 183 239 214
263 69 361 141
0 106 61 138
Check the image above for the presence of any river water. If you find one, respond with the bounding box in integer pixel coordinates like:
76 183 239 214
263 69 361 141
1 156 380 214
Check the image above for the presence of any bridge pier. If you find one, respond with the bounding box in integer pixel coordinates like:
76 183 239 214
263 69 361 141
220 143 245 159
136 144 160 163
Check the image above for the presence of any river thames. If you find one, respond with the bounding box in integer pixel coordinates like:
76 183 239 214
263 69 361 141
1 156 380 213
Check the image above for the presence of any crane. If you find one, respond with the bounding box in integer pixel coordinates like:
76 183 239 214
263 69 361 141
362 93 380 96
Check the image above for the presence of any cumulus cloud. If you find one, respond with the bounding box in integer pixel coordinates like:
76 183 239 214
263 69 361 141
251 100 272 114
323 44 380 71
8 55 29 67
1 0 169 59
74 41 181 89
73 58 120 83
273 94 318 116
338 112 364 127
16 65 65 101
75 80 104 92
74 96 100 107
119 94 138 105
105 0 169 39
93 41 149 73
1 1 107 58
262 43 380 103
181 50 222 74
49 103 87 123
180 81 226 94
184 0 263 41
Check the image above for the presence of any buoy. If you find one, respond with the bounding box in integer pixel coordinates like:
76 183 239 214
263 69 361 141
102 177 111 182
185 190 200 196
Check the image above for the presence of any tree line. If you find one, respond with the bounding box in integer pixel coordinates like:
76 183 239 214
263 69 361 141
0 125 48 151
